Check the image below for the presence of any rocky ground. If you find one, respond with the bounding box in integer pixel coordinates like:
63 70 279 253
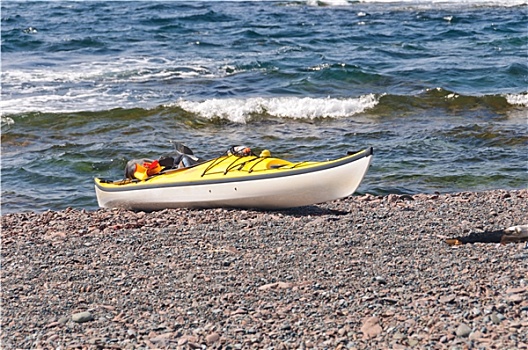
1 189 527 349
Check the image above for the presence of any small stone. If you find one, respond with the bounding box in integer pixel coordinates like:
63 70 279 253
280 322 292 331
456 323 472 337
507 294 524 303
205 332 220 344
277 281 293 289
439 294 456 304
469 330 483 341
407 338 419 347
88 338 100 345
72 311 93 323
505 287 527 294
392 332 405 340
231 307 247 315
490 313 501 325
47 334 59 342
361 316 382 339
258 283 277 291
186 273 195 283
45 321 60 328
374 276 387 284
150 332 174 343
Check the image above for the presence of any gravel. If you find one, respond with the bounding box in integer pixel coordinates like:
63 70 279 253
1 189 527 349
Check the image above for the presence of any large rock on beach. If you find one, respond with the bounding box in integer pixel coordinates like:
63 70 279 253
71 311 93 323
1 189 527 349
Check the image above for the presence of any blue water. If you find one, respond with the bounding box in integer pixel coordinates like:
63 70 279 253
1 0 527 214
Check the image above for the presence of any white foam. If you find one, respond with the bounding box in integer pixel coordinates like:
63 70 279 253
306 0 351 6
505 93 528 107
172 95 379 123
2 57 216 86
1 116 15 127
356 0 527 7
0 89 134 115
0 57 221 114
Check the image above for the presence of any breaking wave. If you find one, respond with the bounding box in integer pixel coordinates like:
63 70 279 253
169 95 380 123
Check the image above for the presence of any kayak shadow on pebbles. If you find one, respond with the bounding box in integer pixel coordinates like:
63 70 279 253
156 205 349 217
275 206 349 217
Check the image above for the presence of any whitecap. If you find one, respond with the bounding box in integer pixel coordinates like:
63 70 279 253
505 93 528 107
171 95 380 123
306 0 350 6
1 116 15 127
356 0 527 8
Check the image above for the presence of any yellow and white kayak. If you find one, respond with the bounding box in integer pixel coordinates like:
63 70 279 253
94 147 373 210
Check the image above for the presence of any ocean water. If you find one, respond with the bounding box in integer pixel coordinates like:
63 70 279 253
1 0 527 214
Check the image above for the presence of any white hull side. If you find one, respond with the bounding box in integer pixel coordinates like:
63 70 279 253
96 155 372 210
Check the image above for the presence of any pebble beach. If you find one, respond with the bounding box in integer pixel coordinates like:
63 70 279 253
1 189 527 349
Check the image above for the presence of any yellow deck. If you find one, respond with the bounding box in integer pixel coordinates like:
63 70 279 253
94 152 366 190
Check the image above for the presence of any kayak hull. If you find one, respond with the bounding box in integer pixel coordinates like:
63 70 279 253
95 147 373 210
